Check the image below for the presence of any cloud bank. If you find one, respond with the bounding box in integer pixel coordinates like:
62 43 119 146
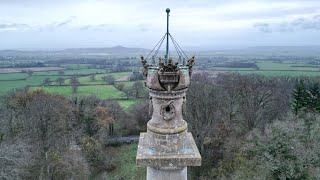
0 0 320 49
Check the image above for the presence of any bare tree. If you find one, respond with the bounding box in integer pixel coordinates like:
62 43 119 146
102 75 115 85
127 100 150 134
27 70 33 76
56 77 65 86
0 139 35 179
131 81 145 98
42 77 51 86
186 75 223 154
70 75 80 93
89 74 96 82
122 87 133 99
114 83 125 91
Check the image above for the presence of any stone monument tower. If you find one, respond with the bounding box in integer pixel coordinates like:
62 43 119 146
136 8 201 180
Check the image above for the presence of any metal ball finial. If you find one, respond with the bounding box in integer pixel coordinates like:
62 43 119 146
166 8 170 13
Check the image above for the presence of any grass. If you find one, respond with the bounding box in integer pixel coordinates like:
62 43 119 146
0 70 138 109
238 70 320 76
31 85 124 99
209 67 256 71
256 62 320 71
115 81 144 89
59 63 92 69
110 72 132 80
106 143 146 180
64 72 132 85
0 72 28 80
0 75 66 94
118 99 139 109
207 61 320 76
33 69 106 75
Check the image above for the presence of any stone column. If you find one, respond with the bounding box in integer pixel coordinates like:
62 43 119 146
136 57 201 180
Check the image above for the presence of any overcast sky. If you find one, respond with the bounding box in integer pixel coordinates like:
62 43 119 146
0 0 320 50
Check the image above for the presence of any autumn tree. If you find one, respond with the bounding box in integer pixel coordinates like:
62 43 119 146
75 96 114 137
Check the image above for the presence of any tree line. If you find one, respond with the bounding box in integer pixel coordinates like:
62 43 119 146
186 73 320 179
0 89 149 179
1 73 319 179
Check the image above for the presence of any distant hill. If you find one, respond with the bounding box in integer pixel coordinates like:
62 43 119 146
60 45 149 54
1 45 320 58
200 46 320 57
0 46 150 57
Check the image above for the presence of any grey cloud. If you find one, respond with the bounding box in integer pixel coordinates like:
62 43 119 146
138 23 151 32
0 23 29 29
254 15 320 33
0 16 76 31
55 16 76 27
253 23 272 33
79 24 114 32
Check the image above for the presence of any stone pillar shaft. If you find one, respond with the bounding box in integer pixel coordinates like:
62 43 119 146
147 167 187 180
136 8 200 180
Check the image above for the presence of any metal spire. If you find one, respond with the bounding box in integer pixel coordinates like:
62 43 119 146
165 8 170 64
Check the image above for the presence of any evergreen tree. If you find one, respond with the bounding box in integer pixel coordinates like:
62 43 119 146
307 82 320 112
292 79 308 115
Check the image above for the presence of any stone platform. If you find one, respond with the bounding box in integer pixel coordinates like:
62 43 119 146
136 132 201 169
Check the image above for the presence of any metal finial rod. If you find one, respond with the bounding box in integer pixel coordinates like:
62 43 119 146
165 8 170 64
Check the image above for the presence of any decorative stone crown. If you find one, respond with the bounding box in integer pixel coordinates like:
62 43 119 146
141 56 195 92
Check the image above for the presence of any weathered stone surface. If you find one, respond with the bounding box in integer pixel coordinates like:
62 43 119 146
136 9 200 179
147 167 187 180
136 132 201 169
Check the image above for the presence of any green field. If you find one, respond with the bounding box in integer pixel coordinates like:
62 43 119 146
105 143 146 180
0 72 28 80
256 62 320 71
59 63 93 69
33 68 106 75
1 60 319 109
0 70 138 108
31 85 123 99
117 99 138 109
208 61 320 76
115 80 143 88
0 75 67 94
238 70 320 76
75 72 131 85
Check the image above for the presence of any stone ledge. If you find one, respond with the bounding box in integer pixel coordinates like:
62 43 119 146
136 132 201 168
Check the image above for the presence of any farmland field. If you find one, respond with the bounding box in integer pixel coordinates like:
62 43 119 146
237 70 320 76
33 68 106 75
0 72 28 80
0 67 65 73
1 59 319 109
59 63 93 69
208 61 320 76
31 85 123 99
0 68 139 108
